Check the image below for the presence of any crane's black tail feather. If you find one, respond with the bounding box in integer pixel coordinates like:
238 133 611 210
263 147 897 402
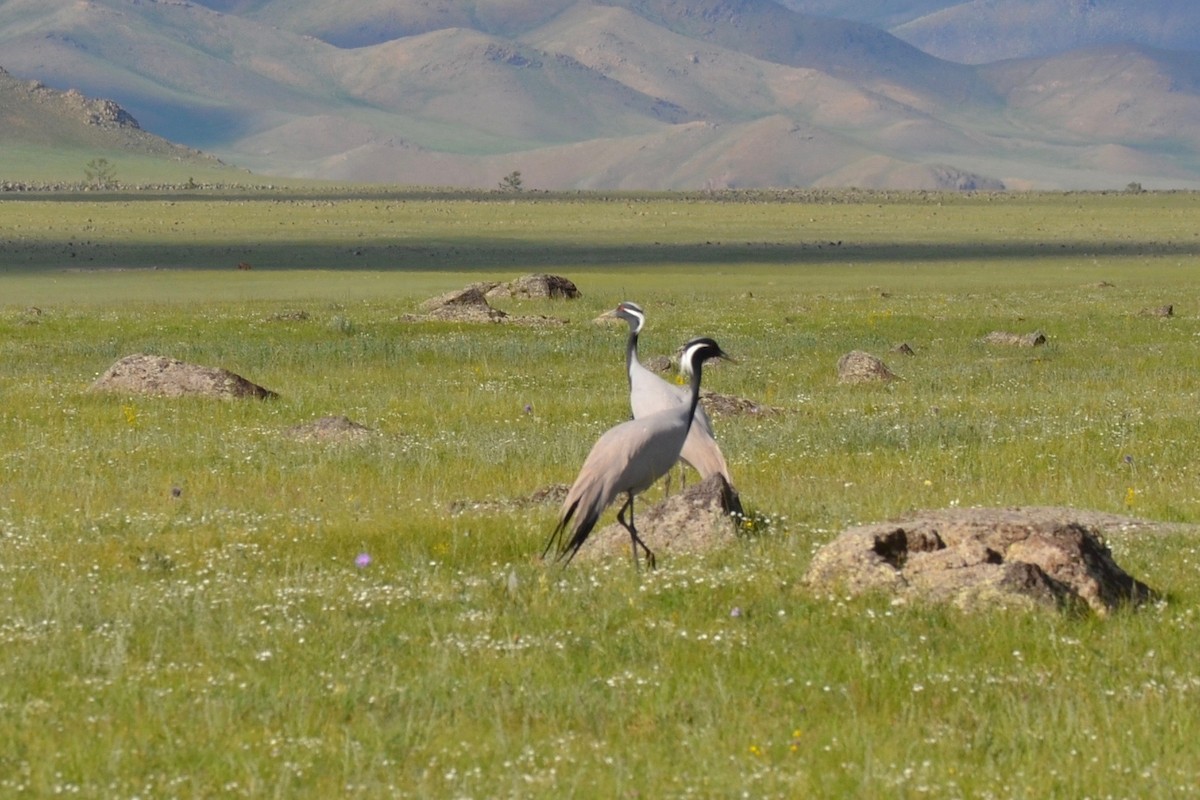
543 498 601 566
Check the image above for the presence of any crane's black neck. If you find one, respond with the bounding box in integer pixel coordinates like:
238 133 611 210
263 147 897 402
684 360 704 425
625 327 639 387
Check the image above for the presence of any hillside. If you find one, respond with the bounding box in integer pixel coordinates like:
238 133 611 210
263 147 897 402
892 0 1200 65
2 0 1200 190
779 1 1200 63
0 66 229 185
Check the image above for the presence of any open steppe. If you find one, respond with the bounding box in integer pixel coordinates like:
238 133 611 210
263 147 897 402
2 188 1200 796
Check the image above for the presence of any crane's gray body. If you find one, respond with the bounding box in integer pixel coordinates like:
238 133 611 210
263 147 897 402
555 407 689 543
619 303 732 486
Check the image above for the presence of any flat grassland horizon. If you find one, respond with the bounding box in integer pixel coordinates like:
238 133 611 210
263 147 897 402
2 188 1200 797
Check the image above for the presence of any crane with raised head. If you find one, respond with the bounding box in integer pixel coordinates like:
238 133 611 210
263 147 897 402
614 301 737 494
543 336 732 569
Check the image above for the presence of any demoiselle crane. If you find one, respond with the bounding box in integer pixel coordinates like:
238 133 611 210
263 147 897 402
543 336 732 569
613 301 735 489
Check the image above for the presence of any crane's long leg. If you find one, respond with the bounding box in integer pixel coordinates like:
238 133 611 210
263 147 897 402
616 493 656 571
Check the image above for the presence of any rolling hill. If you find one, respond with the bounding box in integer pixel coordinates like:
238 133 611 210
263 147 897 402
779 1 1200 61
890 0 1200 65
0 65 233 185
1 0 1199 189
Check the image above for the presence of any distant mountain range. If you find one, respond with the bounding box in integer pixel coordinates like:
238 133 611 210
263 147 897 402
2 0 1199 190
781 1 1200 63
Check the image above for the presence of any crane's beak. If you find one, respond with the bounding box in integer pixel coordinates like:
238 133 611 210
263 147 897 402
595 308 623 326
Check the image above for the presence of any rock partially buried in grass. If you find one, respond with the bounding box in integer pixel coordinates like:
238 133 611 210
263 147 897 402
285 415 374 442
418 286 508 322
448 483 569 515
700 390 784 417
803 506 1158 615
91 354 278 400
982 330 1047 347
576 475 741 562
409 285 567 326
837 350 897 384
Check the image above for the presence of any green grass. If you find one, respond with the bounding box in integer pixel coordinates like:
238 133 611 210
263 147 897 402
0 142 252 186
2 189 1200 797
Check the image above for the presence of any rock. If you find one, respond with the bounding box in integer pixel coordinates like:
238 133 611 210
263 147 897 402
837 350 897 383
418 287 508 321
576 475 741 562
269 309 310 322
485 273 581 300
449 483 569 515
645 355 673 373
411 285 566 325
90 354 278 400
803 506 1158 615
701 390 784 417
982 330 1047 347
284 415 373 442
1139 304 1173 318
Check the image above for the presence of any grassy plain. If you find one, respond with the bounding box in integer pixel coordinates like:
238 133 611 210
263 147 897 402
2 189 1200 797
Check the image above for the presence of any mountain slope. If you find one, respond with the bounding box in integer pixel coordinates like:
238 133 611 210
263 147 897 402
778 1 1200 62
0 66 230 183
3 0 1200 190
892 0 1200 64
982 45 1200 147
225 0 579 48
775 1 956 28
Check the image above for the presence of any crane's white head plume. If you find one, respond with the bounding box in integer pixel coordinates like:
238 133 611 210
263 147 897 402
679 337 732 377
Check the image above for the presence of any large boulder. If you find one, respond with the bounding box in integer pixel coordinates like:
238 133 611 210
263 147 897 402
90 354 277 399
576 475 741 563
803 506 1157 615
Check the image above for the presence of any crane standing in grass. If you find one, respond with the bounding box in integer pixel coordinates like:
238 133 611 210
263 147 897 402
614 301 740 508
544 336 732 569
